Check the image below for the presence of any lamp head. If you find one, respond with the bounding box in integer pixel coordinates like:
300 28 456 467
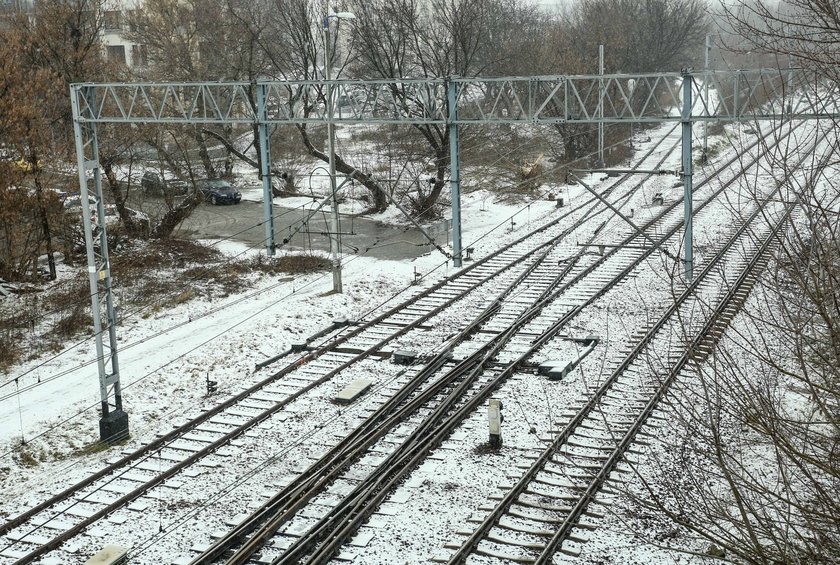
333 12 356 19
324 11 356 28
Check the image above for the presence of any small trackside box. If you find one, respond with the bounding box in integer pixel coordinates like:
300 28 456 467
547 361 576 381
335 379 374 403
393 350 418 365
84 545 128 565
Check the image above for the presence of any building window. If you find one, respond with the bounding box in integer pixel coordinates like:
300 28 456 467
107 45 126 64
104 10 122 31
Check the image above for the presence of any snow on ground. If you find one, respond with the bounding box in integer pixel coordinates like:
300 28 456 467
1 117 811 564
0 167 563 508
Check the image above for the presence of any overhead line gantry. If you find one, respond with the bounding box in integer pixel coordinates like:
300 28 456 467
71 68 839 441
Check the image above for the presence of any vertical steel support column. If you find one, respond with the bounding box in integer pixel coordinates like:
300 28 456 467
597 45 605 168
448 78 462 268
70 85 128 443
785 57 794 119
324 22 343 293
681 71 694 281
703 35 711 160
256 84 276 256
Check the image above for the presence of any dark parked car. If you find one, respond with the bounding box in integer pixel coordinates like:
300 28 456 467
197 179 242 205
141 171 189 195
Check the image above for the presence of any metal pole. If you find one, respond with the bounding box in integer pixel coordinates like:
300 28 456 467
786 55 794 119
702 35 711 161
681 70 694 281
256 83 276 256
448 77 462 268
70 85 128 443
324 19 342 293
597 45 605 168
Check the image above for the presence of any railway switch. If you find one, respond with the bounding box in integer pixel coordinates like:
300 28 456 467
489 398 503 449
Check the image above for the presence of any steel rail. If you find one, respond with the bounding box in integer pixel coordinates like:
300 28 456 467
3 126 682 565
270 122 809 565
186 130 689 565
449 129 825 565
193 118 788 563
531 143 831 565
193 209 586 565
533 191 804 565
0 165 576 538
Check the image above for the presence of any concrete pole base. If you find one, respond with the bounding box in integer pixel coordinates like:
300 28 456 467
99 410 129 444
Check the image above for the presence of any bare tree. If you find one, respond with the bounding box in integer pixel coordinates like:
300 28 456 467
0 0 115 280
125 0 266 180
623 125 840 564
723 0 840 80
350 0 547 216
544 0 709 162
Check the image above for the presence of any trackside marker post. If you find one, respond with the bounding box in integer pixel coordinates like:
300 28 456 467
489 398 503 448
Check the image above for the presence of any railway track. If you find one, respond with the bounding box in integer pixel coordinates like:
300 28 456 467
441 152 821 564
177 123 814 565
0 126 682 565
0 120 808 564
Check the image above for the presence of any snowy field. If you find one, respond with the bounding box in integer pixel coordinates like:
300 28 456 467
0 118 822 564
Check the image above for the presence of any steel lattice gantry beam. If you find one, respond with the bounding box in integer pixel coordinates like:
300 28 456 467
70 69 839 440
74 69 839 125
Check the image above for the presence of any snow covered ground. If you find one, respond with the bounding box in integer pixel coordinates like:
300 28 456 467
0 170 572 497
1 118 822 564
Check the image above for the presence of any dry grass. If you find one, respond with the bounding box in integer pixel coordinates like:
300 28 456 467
0 239 330 371
250 254 331 275
46 306 91 340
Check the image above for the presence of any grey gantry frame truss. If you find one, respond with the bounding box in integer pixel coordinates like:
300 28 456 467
71 68 839 440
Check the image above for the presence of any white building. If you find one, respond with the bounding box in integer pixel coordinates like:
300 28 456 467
101 2 146 68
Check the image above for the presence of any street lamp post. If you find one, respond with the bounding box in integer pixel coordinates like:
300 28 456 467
702 34 712 162
323 11 355 294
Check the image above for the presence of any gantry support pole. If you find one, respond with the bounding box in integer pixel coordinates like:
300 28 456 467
681 70 694 281
448 77 463 268
597 45 605 168
702 35 712 161
70 85 128 443
256 84 276 256
324 20 343 292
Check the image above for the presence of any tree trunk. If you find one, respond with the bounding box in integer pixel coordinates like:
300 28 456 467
101 159 142 236
191 128 216 179
31 175 56 280
151 194 203 239
295 123 390 215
